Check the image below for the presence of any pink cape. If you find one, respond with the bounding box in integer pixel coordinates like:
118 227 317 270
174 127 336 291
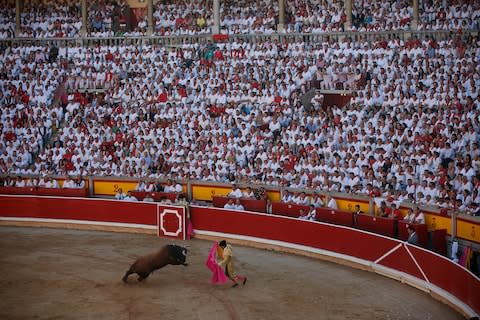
205 242 228 284
186 218 194 240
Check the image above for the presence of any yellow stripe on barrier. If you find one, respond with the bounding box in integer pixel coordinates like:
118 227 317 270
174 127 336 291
457 219 480 243
192 185 231 201
336 199 369 213
94 181 138 196
425 214 451 234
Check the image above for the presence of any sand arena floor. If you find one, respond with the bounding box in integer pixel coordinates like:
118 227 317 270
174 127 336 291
0 226 464 320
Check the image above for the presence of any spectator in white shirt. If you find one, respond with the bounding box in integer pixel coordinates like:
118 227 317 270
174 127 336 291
62 175 75 188
299 205 317 221
223 198 237 210
174 181 183 193
242 186 256 199
327 197 338 210
115 188 127 200
164 179 177 193
228 183 243 198
14 176 26 187
233 198 245 211
124 191 138 201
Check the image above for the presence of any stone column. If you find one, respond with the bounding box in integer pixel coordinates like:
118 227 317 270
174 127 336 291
277 0 285 32
212 0 220 34
81 0 87 37
147 0 153 35
412 0 419 30
345 0 352 31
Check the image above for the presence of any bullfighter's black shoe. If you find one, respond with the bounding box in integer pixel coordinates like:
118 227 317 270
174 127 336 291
243 278 247 286
232 282 239 288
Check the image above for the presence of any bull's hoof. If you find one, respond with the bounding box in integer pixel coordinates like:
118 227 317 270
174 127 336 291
122 277 128 284
183 263 189 266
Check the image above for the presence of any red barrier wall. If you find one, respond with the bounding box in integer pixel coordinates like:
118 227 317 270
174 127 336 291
130 191 180 202
271 201 310 217
0 196 478 317
212 196 267 213
0 195 157 225
315 208 353 227
190 206 480 317
0 186 88 197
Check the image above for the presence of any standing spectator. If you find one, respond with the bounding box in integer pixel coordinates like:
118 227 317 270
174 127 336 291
406 225 419 246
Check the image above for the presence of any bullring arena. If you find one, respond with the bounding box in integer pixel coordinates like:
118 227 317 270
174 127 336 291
0 196 478 319
1 0 480 319
0 226 464 320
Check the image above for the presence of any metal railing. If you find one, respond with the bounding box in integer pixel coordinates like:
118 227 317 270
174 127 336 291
0 29 477 48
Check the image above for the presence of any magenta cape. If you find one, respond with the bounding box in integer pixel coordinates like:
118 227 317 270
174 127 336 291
205 242 228 284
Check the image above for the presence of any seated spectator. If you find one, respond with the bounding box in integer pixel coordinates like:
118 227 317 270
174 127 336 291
143 193 154 202
377 200 390 217
299 205 316 221
115 188 127 200
14 176 25 187
227 183 243 198
144 181 156 192
294 191 310 205
233 198 245 211
242 186 255 199
164 179 177 193
412 207 425 224
62 175 75 188
327 197 338 210
42 176 59 188
3 176 15 187
73 176 85 189
310 193 324 208
135 179 147 191
281 190 293 203
388 203 402 220
26 176 40 187
124 190 138 201
173 181 183 193
159 196 173 205
175 194 189 207
403 208 415 223
223 198 236 210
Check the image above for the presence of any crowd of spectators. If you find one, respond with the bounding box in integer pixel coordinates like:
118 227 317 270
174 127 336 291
1 0 479 39
1 30 479 216
16 0 81 38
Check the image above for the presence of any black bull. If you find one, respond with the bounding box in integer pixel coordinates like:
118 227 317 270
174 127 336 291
122 244 188 283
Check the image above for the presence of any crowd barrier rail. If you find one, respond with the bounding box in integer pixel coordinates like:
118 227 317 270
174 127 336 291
0 195 478 317
0 29 477 48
